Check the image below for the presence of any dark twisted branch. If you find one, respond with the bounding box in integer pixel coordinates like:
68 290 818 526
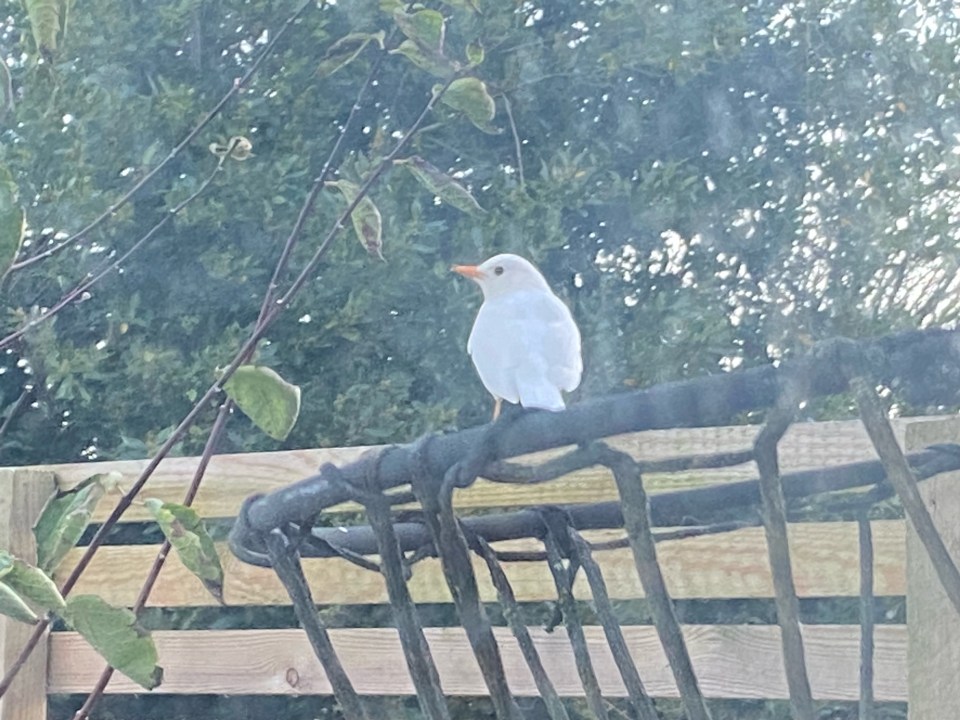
231 328 960 549
266 528 371 720
410 449 524 720
590 444 712 720
474 535 571 720
541 512 610 720
752 370 815 720
567 529 659 720
227 447 960 564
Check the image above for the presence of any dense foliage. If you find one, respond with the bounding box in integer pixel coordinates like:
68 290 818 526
0 0 958 466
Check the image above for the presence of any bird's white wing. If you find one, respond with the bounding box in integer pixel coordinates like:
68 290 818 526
532 293 582 392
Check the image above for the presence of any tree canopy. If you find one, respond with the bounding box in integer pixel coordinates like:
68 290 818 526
0 0 958 466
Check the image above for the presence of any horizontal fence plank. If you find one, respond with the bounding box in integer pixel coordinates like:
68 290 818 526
27 418 919 523
56 521 906 607
48 624 907 701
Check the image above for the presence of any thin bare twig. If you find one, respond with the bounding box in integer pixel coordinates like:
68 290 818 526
0 388 31 450
255 42 389 326
4 0 316 276
0 162 225 352
501 94 525 187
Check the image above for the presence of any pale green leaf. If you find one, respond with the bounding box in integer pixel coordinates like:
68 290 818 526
144 499 224 604
316 31 385 79
0 581 37 624
388 40 455 78
224 365 301 441
392 8 445 52
61 595 163 690
326 180 384 260
33 473 120 572
0 551 13 579
23 0 62 53
465 40 484 67
436 77 498 133
1 554 64 611
397 156 485 216
0 165 25 277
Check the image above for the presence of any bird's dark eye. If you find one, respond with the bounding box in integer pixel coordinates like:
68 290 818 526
494 266 504 276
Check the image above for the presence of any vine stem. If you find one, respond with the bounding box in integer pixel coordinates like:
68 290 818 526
3 0 316 277
70 400 233 720
68 38 391 720
0 66 457 702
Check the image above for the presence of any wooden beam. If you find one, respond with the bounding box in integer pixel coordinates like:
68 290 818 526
905 417 960 718
56 521 907 607
29 418 919 522
0 470 56 720
48 624 907 700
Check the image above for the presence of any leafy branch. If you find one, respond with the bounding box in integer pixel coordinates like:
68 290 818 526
2 0 316 279
0 26 468 707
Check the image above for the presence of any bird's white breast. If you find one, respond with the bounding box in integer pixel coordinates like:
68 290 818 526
467 289 582 408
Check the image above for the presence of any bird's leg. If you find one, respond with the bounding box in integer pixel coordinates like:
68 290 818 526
491 396 502 421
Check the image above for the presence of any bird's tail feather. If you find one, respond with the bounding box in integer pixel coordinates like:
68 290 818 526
518 381 565 412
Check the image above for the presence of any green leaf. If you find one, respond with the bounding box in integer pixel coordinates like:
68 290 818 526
397 156 485 216
465 40 484 67
0 581 37 624
389 40 455 78
23 0 62 53
223 365 301 441
316 31 385 79
61 595 163 690
33 473 121 573
436 77 498 133
144 499 224 604
0 551 13 579
326 180 384 260
0 165 25 277
392 8 445 52
0 553 65 611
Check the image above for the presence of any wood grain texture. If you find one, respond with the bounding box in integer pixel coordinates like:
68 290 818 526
0 470 56 720
22 417 919 523
55 521 907 607
47 624 907 701
905 417 960 718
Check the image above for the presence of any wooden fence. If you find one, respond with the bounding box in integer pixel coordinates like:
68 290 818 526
1 416 959 719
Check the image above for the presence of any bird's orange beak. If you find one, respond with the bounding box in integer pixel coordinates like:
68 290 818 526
452 264 484 280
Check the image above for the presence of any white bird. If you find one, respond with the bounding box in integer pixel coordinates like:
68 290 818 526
453 253 582 418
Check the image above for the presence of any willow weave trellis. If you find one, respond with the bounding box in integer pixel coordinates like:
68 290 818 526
229 328 960 720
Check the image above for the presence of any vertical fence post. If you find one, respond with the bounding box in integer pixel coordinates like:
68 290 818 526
0 469 56 720
905 418 960 719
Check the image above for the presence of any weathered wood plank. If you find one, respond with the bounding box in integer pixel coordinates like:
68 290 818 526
48 625 907 701
56 521 907 607
0 470 56 720
905 417 960 719
27 418 918 522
